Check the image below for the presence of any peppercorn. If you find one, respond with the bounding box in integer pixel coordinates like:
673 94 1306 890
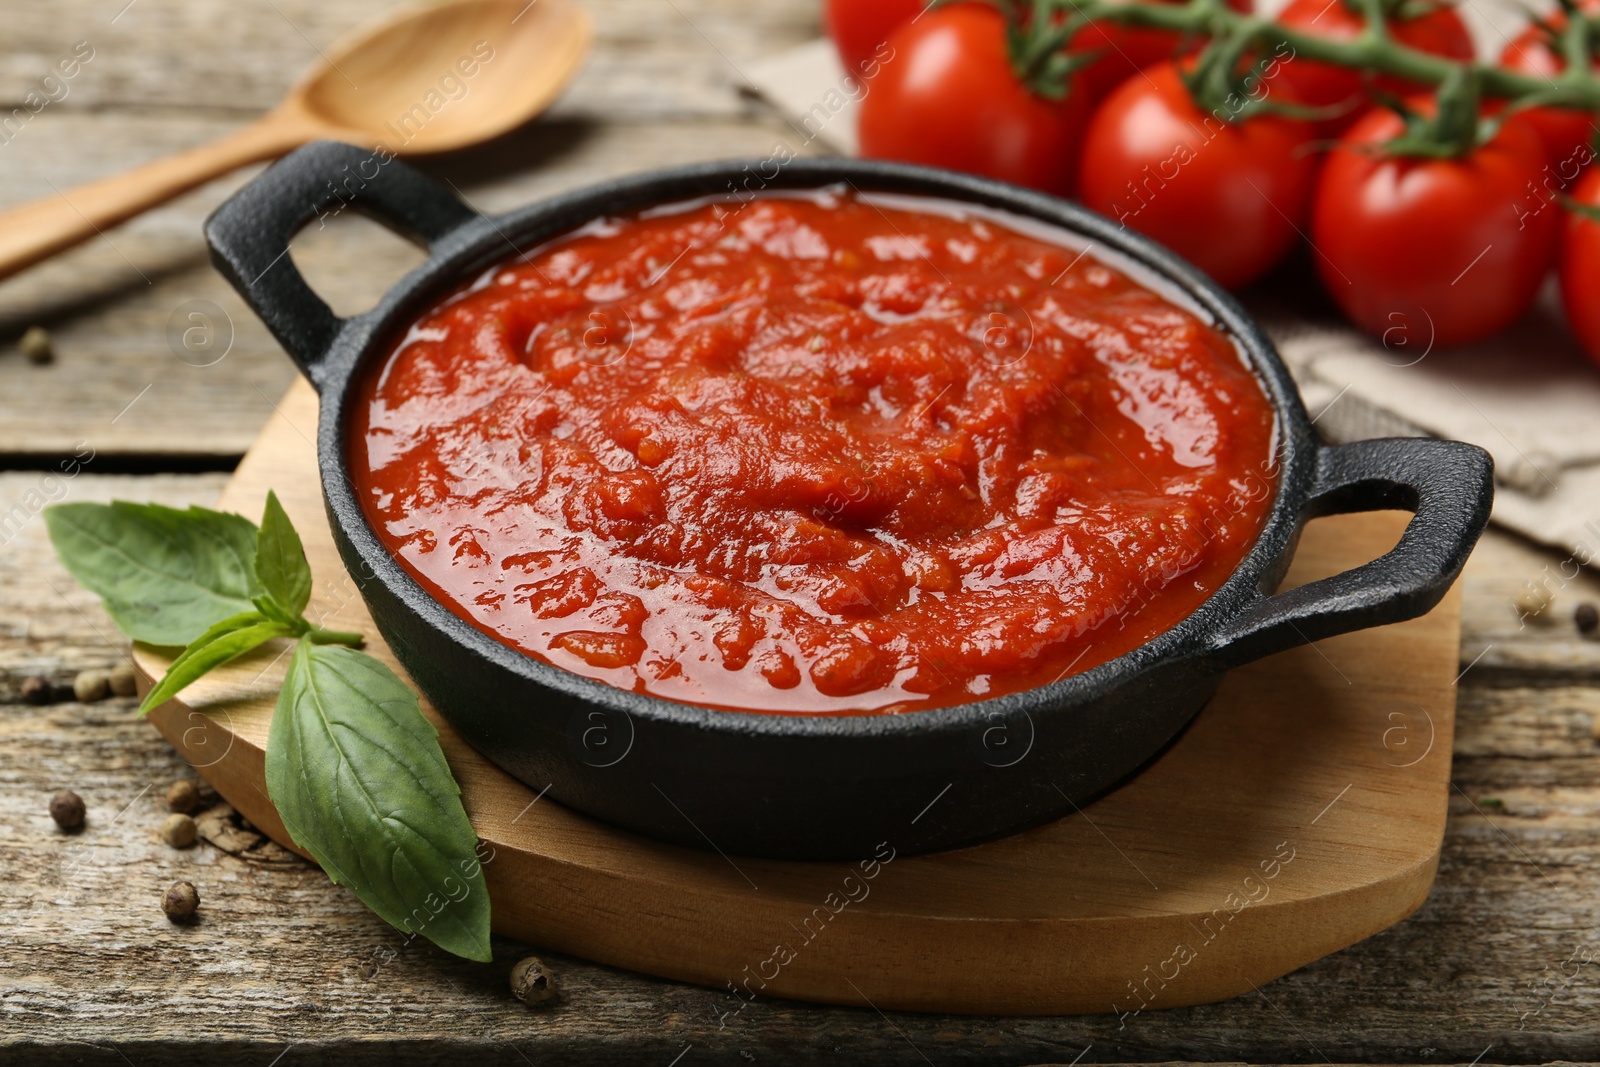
1514 588 1552 622
19 326 52 365
161 812 198 849
50 790 85 830
1576 602 1599 636
165 779 201 814
19 675 53 705
72 669 109 702
163 880 199 922
1591 714 1600 744
107 661 138 697
510 956 556 1005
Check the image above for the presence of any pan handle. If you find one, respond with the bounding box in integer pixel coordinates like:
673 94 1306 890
204 140 479 389
1211 437 1494 667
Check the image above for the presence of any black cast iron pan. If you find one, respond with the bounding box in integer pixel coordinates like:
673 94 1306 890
206 142 1494 860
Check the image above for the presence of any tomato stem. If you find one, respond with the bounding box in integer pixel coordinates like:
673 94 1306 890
997 0 1100 99
1043 0 1600 110
306 627 366 648
1352 0 1394 44
1560 190 1600 223
1379 65 1487 156
1559 5 1593 72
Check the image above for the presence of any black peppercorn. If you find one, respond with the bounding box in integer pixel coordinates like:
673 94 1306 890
163 881 199 922
49 790 85 830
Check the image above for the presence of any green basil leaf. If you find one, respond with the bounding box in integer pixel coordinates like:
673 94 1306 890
255 490 313 620
44 501 261 646
138 611 295 715
267 643 491 962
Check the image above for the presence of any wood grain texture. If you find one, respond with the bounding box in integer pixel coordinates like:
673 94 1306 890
0 0 818 120
127 379 1458 1016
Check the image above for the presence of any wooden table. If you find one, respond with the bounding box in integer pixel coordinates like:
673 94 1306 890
3 1 1599 1062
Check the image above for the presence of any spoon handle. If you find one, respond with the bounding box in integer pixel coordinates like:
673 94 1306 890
0 115 306 283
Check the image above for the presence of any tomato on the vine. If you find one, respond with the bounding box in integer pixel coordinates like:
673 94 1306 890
858 4 1094 197
1559 168 1600 367
825 0 926 77
1273 0 1475 134
1310 106 1559 349
1075 61 1318 289
1499 4 1600 172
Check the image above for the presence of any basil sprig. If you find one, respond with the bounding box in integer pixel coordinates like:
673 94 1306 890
45 493 492 962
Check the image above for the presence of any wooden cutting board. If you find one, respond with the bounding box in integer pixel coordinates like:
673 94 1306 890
135 378 1461 1016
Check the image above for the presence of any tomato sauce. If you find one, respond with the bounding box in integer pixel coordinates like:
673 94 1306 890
350 190 1278 715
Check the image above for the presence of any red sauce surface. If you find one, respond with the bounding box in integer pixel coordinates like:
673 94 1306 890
350 191 1278 715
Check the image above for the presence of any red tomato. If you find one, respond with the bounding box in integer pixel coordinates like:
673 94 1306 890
1076 61 1319 289
858 4 1093 197
825 0 926 76
1274 0 1475 134
1069 0 1255 100
1310 106 1559 348
1500 7 1600 172
1559 168 1600 366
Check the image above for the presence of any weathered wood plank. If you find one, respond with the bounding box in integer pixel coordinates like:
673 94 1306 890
1457 520 1600 685
0 114 819 460
0 0 820 120
4 483 1599 1061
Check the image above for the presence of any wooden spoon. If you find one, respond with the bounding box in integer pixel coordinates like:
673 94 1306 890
0 0 590 281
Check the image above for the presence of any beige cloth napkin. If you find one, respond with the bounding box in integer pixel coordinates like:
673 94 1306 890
745 20 1600 561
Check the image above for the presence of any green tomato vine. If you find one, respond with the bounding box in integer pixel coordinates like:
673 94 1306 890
985 0 1600 154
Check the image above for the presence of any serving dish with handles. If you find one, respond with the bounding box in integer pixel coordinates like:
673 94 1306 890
206 142 1493 860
